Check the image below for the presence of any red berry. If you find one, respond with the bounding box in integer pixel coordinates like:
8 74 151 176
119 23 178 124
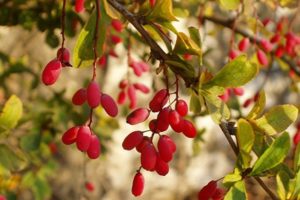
162 135 176 153
155 155 169 176
169 110 182 127
198 180 218 200
62 126 79 145
149 0 156 7
157 136 173 162
87 134 101 159
233 87 244 96
183 53 193 61
229 49 239 60
149 89 169 112
72 88 87 105
262 18 271 26
219 89 230 102
97 55 107 67
257 49 268 66
128 85 137 109
76 126 92 152
133 83 150 94
101 93 118 117
176 100 188 116
109 49 118 58
111 35 122 44
270 33 281 44
157 108 170 132
41 59 62 85
57 47 70 65
136 136 151 153
275 45 285 58
212 188 225 200
85 182 94 192
119 79 128 89
243 98 253 108
138 61 149 72
87 81 101 108
149 119 160 133
182 120 197 138
48 142 58 154
75 0 85 13
129 61 143 77
0 195 6 200
117 90 126 104
126 108 150 125
122 131 144 150
111 19 123 32
238 37 250 52
131 172 144 196
141 143 157 171
260 39 273 52
293 131 300 146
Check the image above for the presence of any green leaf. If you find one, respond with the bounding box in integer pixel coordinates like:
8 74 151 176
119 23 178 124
246 90 266 120
276 170 290 200
219 0 240 10
292 170 300 198
224 180 247 200
0 95 23 135
20 133 41 152
146 0 178 22
173 32 202 56
236 119 255 168
73 1 109 68
250 132 290 176
294 144 300 172
203 55 258 89
254 105 298 135
189 92 202 114
103 0 121 19
223 168 242 187
0 144 27 171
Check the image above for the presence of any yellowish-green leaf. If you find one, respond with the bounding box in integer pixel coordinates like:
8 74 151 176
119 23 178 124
103 0 121 19
173 8 189 18
224 180 247 200
73 1 109 68
173 32 201 56
146 0 178 22
237 119 255 168
254 105 298 135
276 170 290 200
279 0 298 7
0 144 27 171
246 90 266 120
250 132 290 176
294 144 300 171
203 55 258 89
189 92 202 114
293 170 300 198
219 0 240 10
223 168 242 187
0 95 23 134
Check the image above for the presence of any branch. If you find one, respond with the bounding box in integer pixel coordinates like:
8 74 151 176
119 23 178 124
202 15 300 76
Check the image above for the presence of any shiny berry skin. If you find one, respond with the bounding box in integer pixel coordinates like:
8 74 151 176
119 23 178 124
156 108 170 132
57 47 70 64
229 49 239 60
198 180 218 200
149 0 156 7
128 85 137 109
75 0 85 13
162 135 176 153
117 90 126 104
149 119 160 133
111 35 122 44
136 136 151 153
72 88 87 105
41 59 62 85
126 108 150 125
155 155 169 176
133 83 150 94
101 93 118 117
87 81 101 108
257 49 268 66
111 19 123 32
76 126 92 152
87 134 101 159
157 136 173 162
149 89 168 112
122 131 144 150
275 45 285 58
293 132 300 146
62 126 79 145
233 88 244 96
270 33 281 44
85 182 94 192
260 39 273 52
141 143 157 171
169 110 182 127
119 79 128 89
238 37 250 52
182 120 197 138
97 55 107 67
131 172 144 196
176 100 188 116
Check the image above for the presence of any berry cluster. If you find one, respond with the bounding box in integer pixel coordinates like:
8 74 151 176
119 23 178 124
123 88 197 196
219 87 244 102
41 47 71 86
197 180 225 200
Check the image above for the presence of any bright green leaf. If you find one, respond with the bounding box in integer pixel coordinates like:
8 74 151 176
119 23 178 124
146 0 178 22
203 55 258 89
0 144 27 171
250 132 290 176
223 168 242 187
173 32 202 56
0 95 23 135
246 90 266 120
255 105 298 135
73 1 109 68
224 180 247 200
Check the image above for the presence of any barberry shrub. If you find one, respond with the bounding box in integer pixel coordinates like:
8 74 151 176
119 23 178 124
0 0 300 200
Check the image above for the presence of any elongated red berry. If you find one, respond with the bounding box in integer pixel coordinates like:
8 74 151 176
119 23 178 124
157 108 170 132
136 136 151 153
101 93 118 117
72 88 87 105
238 38 250 52
211 188 225 200
126 108 150 125
138 61 149 72
243 98 253 108
176 100 188 116
183 53 193 61
122 131 144 150
87 134 101 159
130 61 143 77
293 132 300 146
149 89 168 112
157 136 173 162
132 172 144 196
257 49 268 66
62 126 79 145
87 81 101 108
97 55 107 67
275 45 285 58
117 90 126 104
155 155 169 176
149 0 156 7
111 19 123 32
141 143 157 171
76 126 92 152
119 80 128 89
133 83 150 94
198 180 218 200
270 33 281 43
75 0 85 13
229 49 239 60
41 59 62 85
182 120 197 138
233 88 244 96
149 119 160 133
162 135 176 153
219 89 230 102
57 47 70 65
85 182 94 192
111 35 122 44
169 110 182 127
128 85 137 109
260 39 273 52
